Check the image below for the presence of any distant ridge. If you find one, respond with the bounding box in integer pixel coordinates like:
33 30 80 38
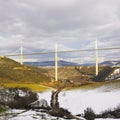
24 60 79 67
100 60 120 67
24 60 120 67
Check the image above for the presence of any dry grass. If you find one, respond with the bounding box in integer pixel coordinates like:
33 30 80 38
4 83 51 92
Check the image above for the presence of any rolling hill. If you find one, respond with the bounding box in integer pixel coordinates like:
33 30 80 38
0 56 50 83
100 60 120 67
0 57 120 89
0 57 97 86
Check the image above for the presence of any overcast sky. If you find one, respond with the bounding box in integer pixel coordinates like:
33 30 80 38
0 0 120 63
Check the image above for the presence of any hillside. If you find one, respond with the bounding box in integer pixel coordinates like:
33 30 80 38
47 66 107 83
0 57 119 90
0 56 50 84
0 57 103 88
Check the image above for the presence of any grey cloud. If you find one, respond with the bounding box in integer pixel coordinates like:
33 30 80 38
0 0 120 62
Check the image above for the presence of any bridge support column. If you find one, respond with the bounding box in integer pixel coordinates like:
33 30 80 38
95 40 98 76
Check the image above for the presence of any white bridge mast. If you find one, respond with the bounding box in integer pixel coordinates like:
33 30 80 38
55 44 58 81
95 40 98 76
20 46 23 65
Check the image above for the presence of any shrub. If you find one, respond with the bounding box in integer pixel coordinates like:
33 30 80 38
0 105 6 112
99 105 120 118
0 88 37 109
84 107 95 120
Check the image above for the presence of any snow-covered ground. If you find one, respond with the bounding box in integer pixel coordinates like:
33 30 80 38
37 88 120 119
0 87 120 120
37 88 120 115
0 109 67 120
59 89 120 115
95 118 120 120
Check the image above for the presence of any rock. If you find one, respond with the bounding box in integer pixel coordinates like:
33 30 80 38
49 88 82 120
0 88 37 108
28 99 50 109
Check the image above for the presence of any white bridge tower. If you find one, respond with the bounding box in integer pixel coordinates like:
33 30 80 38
55 44 58 81
20 46 23 65
95 40 98 76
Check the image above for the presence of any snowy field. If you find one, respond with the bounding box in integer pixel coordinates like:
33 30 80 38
59 89 120 114
37 87 120 120
38 87 120 115
0 87 120 120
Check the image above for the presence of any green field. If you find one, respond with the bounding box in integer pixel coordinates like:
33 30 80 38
4 83 51 92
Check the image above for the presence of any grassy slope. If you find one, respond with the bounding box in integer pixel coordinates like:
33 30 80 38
4 83 52 92
0 57 119 91
0 57 50 84
0 57 108 85
47 66 106 82
66 80 120 90
46 66 120 90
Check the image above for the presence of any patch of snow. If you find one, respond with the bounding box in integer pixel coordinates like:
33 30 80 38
4 110 71 120
37 91 51 106
95 118 120 120
18 90 29 97
112 69 120 75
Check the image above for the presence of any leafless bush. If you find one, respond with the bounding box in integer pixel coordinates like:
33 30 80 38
84 107 95 120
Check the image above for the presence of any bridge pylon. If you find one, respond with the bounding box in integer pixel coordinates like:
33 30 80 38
20 46 23 65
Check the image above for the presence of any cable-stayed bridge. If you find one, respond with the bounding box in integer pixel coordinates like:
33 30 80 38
0 45 120 82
